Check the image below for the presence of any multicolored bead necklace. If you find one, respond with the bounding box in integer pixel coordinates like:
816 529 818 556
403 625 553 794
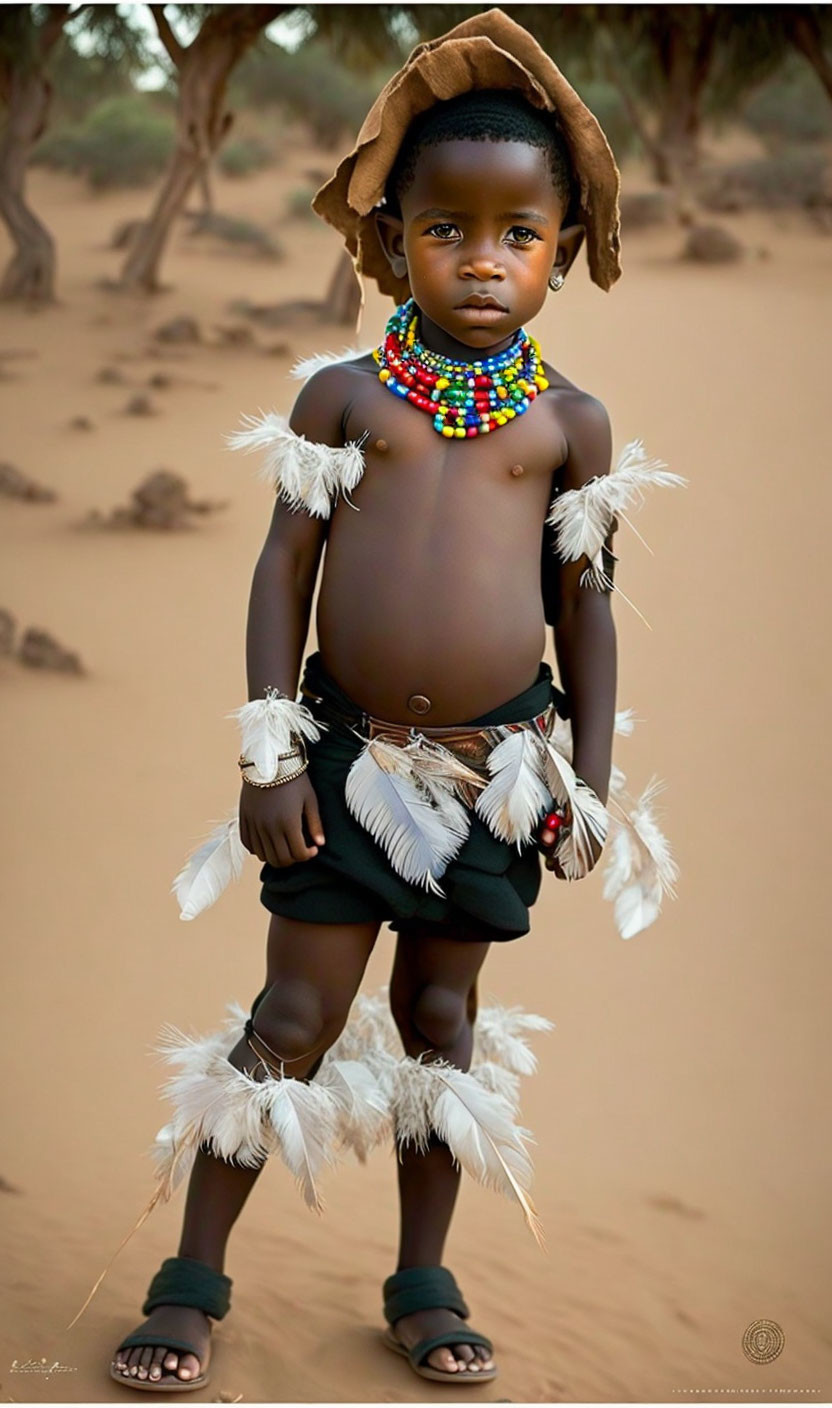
372 297 549 438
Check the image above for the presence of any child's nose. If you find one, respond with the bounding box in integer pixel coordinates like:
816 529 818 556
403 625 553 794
459 250 505 281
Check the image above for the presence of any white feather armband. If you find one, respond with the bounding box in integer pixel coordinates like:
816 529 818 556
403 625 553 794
226 685 327 782
226 411 368 519
545 438 687 564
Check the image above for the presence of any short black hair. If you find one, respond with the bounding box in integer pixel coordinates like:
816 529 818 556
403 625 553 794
384 88 578 225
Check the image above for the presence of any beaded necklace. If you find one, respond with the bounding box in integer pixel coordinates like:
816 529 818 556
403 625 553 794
372 297 549 438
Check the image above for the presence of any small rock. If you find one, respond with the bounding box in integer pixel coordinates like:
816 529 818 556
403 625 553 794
619 190 676 230
263 341 291 358
96 366 125 385
213 324 255 347
154 316 202 345
147 373 171 389
0 462 57 502
69 415 94 431
0 608 16 654
681 223 744 263
124 394 155 417
18 627 84 674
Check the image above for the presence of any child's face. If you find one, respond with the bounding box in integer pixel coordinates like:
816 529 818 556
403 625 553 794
375 137 585 350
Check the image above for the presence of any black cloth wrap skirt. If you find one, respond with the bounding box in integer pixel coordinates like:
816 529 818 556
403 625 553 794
259 651 568 942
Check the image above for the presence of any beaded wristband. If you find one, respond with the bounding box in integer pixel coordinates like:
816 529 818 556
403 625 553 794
227 686 327 783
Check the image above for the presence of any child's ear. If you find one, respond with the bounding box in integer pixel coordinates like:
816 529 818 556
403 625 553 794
374 210 408 280
553 222 586 279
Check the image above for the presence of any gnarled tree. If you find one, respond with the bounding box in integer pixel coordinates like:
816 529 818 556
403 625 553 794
118 3 285 292
0 4 71 304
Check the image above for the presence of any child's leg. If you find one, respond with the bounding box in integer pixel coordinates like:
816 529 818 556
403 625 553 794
112 911 382 1387
387 922 496 1378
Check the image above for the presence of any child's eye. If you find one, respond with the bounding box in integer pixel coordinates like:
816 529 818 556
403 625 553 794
426 223 459 239
508 227 542 245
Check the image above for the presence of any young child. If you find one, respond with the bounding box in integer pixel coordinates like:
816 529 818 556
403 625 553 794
107 8 682 1392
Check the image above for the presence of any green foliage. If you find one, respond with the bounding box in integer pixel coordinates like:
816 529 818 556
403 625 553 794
569 78 639 164
698 145 830 211
217 136 275 177
739 49 832 147
32 95 175 189
284 184 320 219
186 210 285 258
230 38 384 147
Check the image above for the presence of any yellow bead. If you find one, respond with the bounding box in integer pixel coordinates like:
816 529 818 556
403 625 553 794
454 427 466 437
442 426 455 437
535 375 549 390
505 407 516 418
517 380 529 393
496 385 508 400
436 377 449 390
495 414 507 425
379 369 390 382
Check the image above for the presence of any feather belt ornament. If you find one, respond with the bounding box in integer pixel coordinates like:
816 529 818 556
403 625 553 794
63 981 556 1331
342 703 609 894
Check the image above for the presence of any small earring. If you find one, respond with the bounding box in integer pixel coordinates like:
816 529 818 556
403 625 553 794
391 255 407 279
548 270 565 292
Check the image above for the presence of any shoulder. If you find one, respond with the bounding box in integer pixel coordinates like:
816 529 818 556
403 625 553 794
288 359 369 445
558 389 613 492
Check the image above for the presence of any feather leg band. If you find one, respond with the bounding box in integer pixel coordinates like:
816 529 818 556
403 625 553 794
226 411 368 518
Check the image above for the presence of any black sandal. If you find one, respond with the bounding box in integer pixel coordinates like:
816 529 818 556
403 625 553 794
110 1255 232 1393
381 1265 497 1384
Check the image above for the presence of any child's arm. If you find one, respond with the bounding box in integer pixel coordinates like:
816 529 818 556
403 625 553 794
542 395 617 874
239 367 349 867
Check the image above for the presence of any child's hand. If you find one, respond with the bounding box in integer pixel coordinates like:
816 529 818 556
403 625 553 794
239 773 326 867
537 809 604 879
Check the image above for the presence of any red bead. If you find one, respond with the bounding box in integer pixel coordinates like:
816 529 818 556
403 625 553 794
474 375 491 388
543 811 563 831
466 426 478 437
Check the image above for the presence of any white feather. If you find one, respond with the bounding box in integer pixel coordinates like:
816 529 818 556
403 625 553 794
546 438 687 562
473 727 553 846
315 1057 393 1163
344 737 470 893
471 1003 555 1076
602 777 679 938
225 411 367 518
288 346 375 381
226 689 327 780
533 734 609 877
171 810 247 921
614 707 639 735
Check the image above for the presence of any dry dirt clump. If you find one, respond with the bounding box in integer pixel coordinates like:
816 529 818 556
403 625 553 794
153 316 202 345
84 469 228 531
17 627 85 674
619 190 677 230
0 462 57 502
681 223 745 263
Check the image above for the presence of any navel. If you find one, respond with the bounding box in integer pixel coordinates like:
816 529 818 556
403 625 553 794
407 693 432 715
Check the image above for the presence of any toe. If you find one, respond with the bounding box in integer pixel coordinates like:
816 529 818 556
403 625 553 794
176 1352 201 1380
149 1348 167 1381
163 1351 179 1374
428 1346 459 1373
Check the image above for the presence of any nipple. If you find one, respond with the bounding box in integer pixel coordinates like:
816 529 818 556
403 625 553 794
375 439 389 453
509 463 525 477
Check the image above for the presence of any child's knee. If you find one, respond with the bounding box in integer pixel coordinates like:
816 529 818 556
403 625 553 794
406 982 469 1052
250 982 341 1062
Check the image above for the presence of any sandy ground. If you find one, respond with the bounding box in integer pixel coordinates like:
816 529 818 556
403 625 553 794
1 131 831 1405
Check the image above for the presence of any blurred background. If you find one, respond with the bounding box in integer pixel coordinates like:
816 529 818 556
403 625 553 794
1 4 831 1403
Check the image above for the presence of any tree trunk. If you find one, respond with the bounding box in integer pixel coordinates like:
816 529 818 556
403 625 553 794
324 249 362 327
118 7 283 293
787 7 832 102
0 62 56 302
651 10 719 200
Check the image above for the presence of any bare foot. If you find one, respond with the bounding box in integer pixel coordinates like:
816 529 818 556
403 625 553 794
111 1304 211 1386
390 1306 496 1376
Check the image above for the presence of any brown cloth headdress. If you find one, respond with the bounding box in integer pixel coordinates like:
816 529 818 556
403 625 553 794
312 6 622 309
